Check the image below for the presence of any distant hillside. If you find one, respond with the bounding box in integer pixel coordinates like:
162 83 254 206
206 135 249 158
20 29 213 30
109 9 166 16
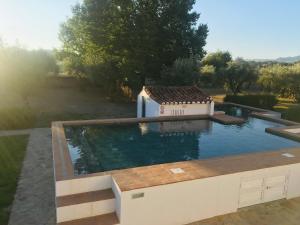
251 55 300 63
275 55 300 63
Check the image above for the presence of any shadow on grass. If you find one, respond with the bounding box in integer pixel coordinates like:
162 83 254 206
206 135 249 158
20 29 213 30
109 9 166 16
0 135 28 225
0 108 136 130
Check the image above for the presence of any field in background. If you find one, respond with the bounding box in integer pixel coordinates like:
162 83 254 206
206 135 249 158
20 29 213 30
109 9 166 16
0 86 136 130
0 86 299 130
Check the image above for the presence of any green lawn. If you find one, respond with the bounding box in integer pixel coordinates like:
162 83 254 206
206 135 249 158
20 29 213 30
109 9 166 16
0 135 28 225
275 104 300 123
0 108 36 130
0 108 90 130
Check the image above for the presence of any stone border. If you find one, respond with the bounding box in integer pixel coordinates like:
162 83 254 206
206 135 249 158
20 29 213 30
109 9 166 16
266 125 300 143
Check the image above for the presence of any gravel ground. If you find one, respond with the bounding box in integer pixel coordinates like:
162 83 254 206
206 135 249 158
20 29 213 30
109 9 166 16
8 128 55 225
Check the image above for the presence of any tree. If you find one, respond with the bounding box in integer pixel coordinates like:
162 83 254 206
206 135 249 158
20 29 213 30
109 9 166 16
199 65 216 87
201 51 232 86
223 59 258 95
58 0 208 96
258 63 300 102
161 57 200 86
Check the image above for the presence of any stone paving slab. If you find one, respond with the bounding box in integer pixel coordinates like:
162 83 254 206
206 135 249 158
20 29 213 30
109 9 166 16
8 128 55 225
211 114 245 124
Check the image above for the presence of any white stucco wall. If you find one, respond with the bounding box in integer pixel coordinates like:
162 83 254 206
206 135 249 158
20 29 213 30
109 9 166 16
145 98 160 117
287 163 300 199
56 175 112 197
160 102 214 117
137 90 214 117
55 161 300 224
117 163 300 225
119 174 240 225
137 93 143 118
137 88 215 118
137 90 160 118
112 178 122 221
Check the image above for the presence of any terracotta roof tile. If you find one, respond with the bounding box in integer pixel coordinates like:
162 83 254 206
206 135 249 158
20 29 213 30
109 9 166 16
143 86 212 105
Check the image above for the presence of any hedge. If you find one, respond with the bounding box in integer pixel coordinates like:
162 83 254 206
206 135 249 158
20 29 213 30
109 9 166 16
281 105 300 123
224 94 278 110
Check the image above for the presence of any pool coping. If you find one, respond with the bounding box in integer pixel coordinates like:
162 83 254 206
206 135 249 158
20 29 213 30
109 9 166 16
52 114 210 181
52 103 300 191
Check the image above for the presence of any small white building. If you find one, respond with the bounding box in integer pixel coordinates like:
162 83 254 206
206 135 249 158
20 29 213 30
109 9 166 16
137 86 214 118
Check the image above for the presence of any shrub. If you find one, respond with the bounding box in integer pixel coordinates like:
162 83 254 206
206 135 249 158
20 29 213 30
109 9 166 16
0 108 36 130
224 94 278 110
258 63 300 102
281 105 300 123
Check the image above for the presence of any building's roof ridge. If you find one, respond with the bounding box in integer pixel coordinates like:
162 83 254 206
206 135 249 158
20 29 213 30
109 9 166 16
143 86 212 105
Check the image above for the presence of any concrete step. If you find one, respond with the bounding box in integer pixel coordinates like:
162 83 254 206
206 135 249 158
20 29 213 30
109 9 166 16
56 189 116 223
57 213 120 225
211 114 245 125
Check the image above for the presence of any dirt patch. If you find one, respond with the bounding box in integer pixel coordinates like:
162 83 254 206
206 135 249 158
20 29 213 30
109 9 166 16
27 88 136 116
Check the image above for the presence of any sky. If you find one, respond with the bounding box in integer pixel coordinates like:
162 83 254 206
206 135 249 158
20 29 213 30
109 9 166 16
0 0 299 59
0 0 80 50
195 0 300 59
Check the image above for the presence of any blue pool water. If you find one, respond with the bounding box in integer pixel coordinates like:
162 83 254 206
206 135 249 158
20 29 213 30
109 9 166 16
65 107 300 175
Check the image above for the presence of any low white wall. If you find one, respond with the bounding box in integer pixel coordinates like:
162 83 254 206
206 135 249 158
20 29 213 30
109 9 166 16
118 163 300 225
56 175 112 197
146 98 160 117
287 163 300 199
137 89 214 118
119 174 241 225
160 103 213 117
57 198 115 223
112 177 122 220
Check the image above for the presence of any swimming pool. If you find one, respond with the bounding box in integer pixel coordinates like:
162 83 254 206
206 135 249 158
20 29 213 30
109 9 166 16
65 107 300 175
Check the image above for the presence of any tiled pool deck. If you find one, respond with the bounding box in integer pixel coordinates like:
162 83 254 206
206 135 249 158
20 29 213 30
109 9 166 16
52 103 300 191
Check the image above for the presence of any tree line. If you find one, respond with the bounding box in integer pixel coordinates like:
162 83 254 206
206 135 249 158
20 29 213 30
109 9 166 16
1 0 300 104
200 51 300 102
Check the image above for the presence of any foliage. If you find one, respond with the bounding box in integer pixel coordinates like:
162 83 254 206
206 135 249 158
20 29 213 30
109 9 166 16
0 135 28 225
199 65 216 87
280 104 300 122
58 0 208 96
0 46 58 102
202 51 232 71
223 59 258 94
200 51 232 86
0 108 36 130
161 57 200 86
224 94 278 110
258 63 300 102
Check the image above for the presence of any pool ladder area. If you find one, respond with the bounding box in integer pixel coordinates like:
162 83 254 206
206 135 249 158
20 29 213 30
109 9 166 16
56 188 120 225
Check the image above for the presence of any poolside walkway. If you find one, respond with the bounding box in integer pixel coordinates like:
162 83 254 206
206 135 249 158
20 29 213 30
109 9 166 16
8 128 56 225
0 128 33 137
